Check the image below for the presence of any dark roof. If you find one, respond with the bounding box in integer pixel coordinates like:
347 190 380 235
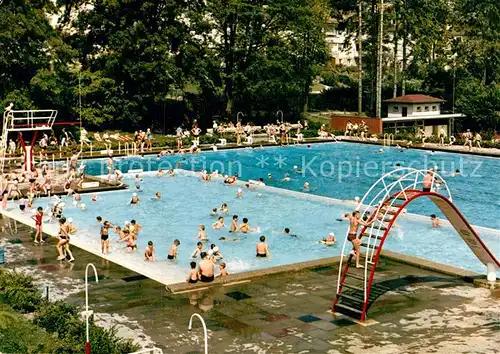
384 94 445 104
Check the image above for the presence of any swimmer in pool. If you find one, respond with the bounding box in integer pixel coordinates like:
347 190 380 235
144 241 156 261
167 239 180 260
336 213 351 222
267 173 272 180
218 236 240 242
229 215 239 232
191 241 204 258
224 175 237 184
282 173 291 182
197 225 208 240
282 228 297 237
120 229 137 251
430 214 440 227
452 169 461 177
201 170 211 181
320 232 336 246
130 193 140 204
236 188 243 199
168 169 175 176
303 182 310 191
256 235 270 257
151 192 161 200
157 169 166 177
293 165 302 173
220 203 228 213
212 216 225 230
134 174 143 183
211 207 218 216
218 262 229 277
239 217 257 233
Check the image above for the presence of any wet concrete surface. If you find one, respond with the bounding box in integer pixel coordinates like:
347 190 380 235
1 217 499 353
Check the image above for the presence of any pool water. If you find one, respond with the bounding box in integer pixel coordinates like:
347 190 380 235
83 142 500 229
61 172 500 275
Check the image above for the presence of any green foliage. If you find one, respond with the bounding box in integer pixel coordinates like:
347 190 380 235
0 0 498 134
0 269 42 313
456 79 500 132
0 305 64 354
35 302 137 354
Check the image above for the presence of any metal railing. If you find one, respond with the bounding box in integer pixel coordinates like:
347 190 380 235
336 168 452 300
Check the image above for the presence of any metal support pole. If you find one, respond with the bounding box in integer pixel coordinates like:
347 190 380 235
84 263 99 354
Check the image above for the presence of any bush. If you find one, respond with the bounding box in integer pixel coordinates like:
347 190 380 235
35 302 138 354
34 301 78 335
0 269 42 313
0 305 64 354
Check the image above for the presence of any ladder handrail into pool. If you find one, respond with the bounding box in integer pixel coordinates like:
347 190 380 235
333 168 499 322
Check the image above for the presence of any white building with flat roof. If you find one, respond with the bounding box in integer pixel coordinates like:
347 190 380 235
383 94 464 136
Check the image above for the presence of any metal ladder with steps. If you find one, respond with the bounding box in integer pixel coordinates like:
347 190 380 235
332 168 452 321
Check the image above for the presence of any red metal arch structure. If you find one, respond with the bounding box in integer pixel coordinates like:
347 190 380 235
333 168 500 322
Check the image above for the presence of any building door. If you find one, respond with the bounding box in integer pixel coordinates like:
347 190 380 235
402 107 408 117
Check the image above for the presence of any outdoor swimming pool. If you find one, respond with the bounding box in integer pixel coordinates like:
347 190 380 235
59 171 499 276
84 142 500 229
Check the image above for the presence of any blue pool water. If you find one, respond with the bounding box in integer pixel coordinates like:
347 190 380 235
84 142 500 229
61 172 499 275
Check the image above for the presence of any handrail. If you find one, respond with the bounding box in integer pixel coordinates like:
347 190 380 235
336 168 452 298
188 313 208 354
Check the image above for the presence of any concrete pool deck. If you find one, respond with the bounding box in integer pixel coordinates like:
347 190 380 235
1 219 499 353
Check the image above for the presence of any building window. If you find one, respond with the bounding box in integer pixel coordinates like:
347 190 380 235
425 106 429 112
393 105 399 112
416 106 422 112
432 105 437 111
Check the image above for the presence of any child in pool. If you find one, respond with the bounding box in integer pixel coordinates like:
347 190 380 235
168 239 180 260
239 218 258 233
197 225 207 240
212 217 225 230
144 241 156 261
218 262 228 277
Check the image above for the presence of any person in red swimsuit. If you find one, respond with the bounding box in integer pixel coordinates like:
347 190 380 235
31 207 44 244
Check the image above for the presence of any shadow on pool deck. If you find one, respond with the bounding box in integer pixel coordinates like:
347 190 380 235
1 218 499 353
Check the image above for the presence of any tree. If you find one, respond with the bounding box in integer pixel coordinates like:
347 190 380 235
0 0 59 107
186 0 328 118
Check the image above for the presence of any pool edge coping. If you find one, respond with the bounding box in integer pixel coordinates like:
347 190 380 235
166 250 482 294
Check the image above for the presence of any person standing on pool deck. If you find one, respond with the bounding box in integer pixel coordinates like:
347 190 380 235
106 155 113 182
348 211 374 268
32 207 44 244
100 221 111 254
256 235 270 257
198 252 215 282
